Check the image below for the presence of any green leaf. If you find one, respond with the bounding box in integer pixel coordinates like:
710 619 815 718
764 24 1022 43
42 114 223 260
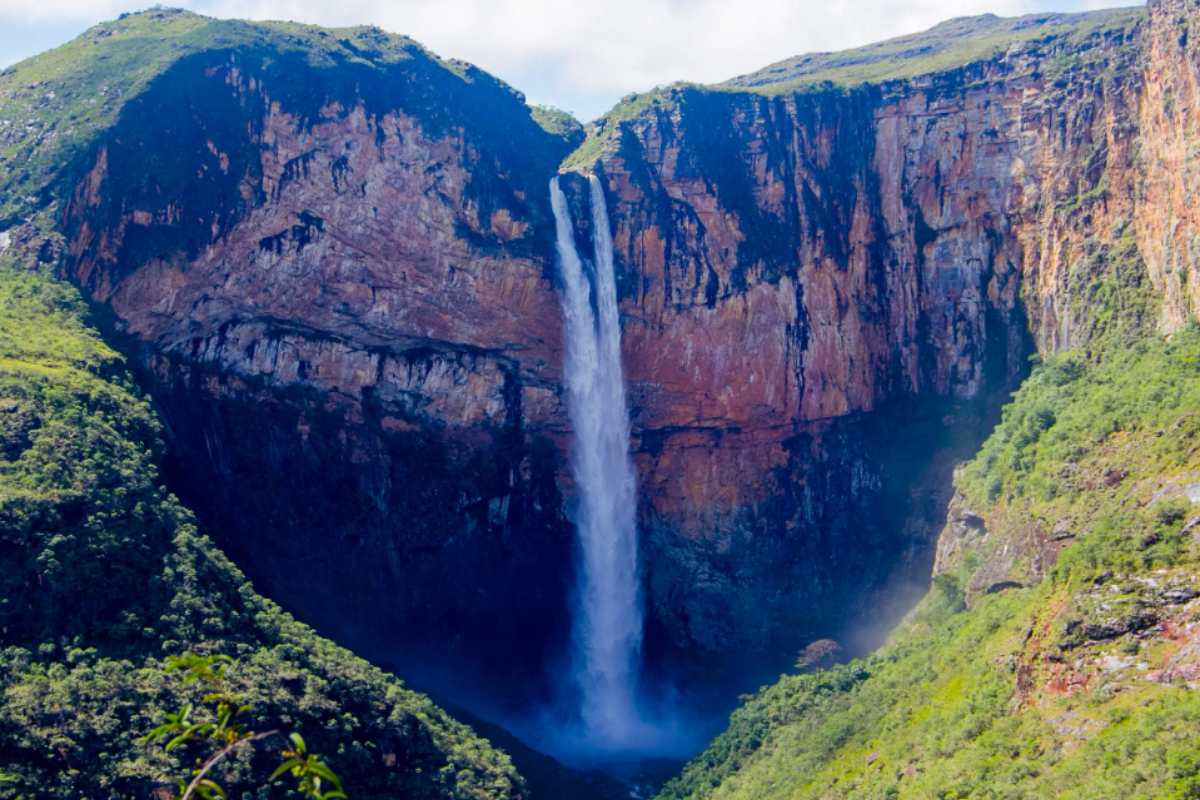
269 757 304 781
164 733 190 751
193 778 228 800
308 760 341 786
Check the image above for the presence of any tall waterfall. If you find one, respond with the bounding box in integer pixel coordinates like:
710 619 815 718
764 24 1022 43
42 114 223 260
550 174 644 748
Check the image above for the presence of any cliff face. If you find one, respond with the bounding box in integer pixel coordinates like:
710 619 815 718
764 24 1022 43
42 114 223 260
19 0 1200 705
1139 0 1200 330
932 0 1200 600
44 15 581 698
655 329 1200 800
591 9 1157 667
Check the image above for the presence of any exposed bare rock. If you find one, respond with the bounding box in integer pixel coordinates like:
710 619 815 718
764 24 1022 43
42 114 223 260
1139 0 1200 331
933 496 990 576
587 8 1150 662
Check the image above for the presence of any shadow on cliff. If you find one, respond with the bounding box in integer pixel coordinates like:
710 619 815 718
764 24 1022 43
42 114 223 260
636 304 1035 731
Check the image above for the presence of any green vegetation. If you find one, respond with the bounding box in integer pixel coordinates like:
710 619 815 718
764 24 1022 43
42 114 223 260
724 8 1144 92
1057 233 1157 351
658 328 1200 799
0 260 523 798
961 329 1200 507
560 87 684 170
530 104 584 147
141 653 345 800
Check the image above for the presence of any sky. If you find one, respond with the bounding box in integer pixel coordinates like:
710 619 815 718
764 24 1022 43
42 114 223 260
0 0 1136 121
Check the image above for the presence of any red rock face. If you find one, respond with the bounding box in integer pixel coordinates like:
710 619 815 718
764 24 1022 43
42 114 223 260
591 20 1156 660
56 0 1200 691
69 79 566 430
570 1 1199 664
59 45 583 699
1139 0 1200 330
100 104 565 432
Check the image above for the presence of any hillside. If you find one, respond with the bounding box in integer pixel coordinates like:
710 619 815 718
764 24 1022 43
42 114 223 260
725 7 1144 90
0 7 566 233
0 258 527 796
1 3 587 724
0 9 599 795
658 326 1200 798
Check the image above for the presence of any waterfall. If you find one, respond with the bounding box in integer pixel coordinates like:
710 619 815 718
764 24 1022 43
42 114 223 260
549 174 644 748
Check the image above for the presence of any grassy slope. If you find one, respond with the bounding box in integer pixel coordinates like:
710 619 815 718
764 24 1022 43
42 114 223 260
0 247 524 798
723 8 1143 91
562 7 1143 171
657 328 1200 799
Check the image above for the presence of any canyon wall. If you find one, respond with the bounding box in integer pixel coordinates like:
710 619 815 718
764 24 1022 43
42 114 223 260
59 24 581 700
591 9 1153 670
931 0 1200 596
1139 0 1200 330
48 0 1200 702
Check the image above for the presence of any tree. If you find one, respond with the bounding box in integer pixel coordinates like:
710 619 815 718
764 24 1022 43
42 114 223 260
141 653 346 800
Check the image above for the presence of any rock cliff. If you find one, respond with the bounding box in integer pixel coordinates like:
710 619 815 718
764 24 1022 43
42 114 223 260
27 11 584 700
579 6 1156 674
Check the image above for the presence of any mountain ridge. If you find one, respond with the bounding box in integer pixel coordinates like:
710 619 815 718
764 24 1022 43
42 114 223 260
724 7 1144 90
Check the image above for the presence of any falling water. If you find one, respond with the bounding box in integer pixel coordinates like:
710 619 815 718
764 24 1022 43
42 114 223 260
549 174 644 749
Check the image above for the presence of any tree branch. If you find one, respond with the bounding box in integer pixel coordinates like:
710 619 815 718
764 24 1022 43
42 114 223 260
181 729 280 800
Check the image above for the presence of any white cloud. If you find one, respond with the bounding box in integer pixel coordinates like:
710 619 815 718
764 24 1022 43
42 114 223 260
0 0 1138 119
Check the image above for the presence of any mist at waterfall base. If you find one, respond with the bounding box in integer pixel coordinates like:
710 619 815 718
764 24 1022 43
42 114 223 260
503 175 704 769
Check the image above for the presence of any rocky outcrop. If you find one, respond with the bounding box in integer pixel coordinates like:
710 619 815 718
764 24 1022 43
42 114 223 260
932 494 1067 601
925 0 1200 610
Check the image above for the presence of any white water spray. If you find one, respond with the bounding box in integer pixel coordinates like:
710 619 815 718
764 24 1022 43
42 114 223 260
550 174 645 749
